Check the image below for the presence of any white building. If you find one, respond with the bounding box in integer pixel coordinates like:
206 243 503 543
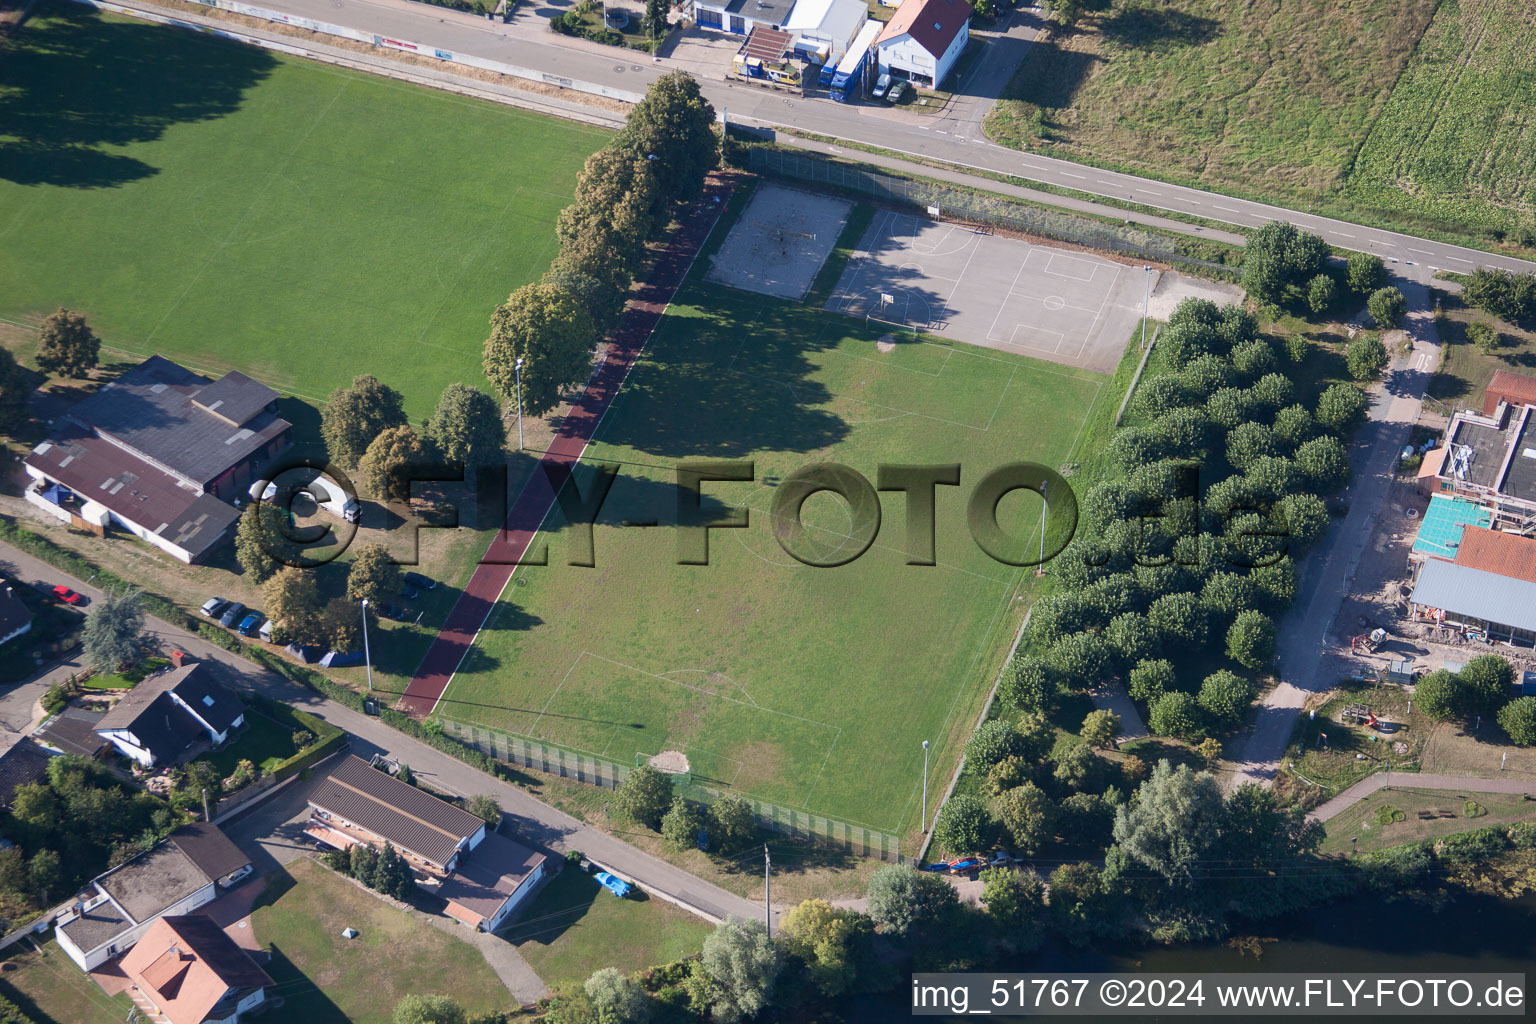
875 0 971 89
782 0 867 64
56 825 251 971
692 0 795 35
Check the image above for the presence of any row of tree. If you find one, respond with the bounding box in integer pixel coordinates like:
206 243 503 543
481 72 718 419
611 765 757 854
323 841 417 901
1413 654 1536 745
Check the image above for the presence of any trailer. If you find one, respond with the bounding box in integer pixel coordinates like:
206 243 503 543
830 21 880 102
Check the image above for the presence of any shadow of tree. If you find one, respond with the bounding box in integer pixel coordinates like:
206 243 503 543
0 2 277 188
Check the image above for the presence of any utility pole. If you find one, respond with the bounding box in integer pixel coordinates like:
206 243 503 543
763 845 771 935
361 598 373 692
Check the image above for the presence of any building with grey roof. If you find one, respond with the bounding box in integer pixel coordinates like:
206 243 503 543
22 356 291 563
55 824 250 972
306 755 487 874
1409 557 1536 645
1428 399 1536 538
96 662 246 768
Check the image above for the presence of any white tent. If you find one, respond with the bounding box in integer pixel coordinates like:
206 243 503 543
784 0 868 63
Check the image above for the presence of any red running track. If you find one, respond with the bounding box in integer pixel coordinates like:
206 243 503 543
398 173 736 716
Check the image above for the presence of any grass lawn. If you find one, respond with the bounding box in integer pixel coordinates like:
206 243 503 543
0 1 607 420
984 0 1536 250
437 271 1117 835
251 858 509 1024
81 656 170 690
504 865 712 988
1320 787 1536 856
200 710 301 776
1275 681 1430 810
1421 715 1536 782
0 942 134 1024
1425 290 1536 411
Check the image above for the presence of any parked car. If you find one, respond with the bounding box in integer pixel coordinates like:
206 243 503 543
401 585 420 601
377 603 406 621
200 596 228 618
988 850 1018 868
885 79 912 105
921 861 950 872
947 857 984 875
51 584 84 606
871 72 892 100
403 572 436 591
237 612 264 637
218 602 246 628
595 871 632 898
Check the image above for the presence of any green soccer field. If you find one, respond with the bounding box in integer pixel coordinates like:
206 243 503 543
440 276 1120 834
0 2 608 418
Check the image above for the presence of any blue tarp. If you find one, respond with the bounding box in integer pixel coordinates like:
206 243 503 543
40 484 72 505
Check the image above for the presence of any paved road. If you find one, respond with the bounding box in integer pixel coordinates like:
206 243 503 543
1229 280 1442 789
115 0 1536 280
0 538 768 928
1309 772 1536 823
401 172 735 715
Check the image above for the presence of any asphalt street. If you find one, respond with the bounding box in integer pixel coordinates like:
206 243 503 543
125 0 1536 281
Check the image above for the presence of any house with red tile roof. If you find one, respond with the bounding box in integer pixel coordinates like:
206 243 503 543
875 0 971 88
121 915 273 1024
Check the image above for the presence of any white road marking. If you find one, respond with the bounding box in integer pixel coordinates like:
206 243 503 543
1334 232 1355 239
1060 171 1086 179
1140 189 1163 196
1409 247 1433 255
1214 205 1243 213
1446 256 1475 265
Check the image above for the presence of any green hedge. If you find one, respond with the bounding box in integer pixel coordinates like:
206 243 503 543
1435 826 1511 863
0 993 36 1024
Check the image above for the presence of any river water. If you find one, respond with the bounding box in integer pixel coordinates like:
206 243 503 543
841 888 1536 1020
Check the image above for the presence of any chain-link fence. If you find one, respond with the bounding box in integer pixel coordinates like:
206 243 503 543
440 718 904 861
745 146 1231 273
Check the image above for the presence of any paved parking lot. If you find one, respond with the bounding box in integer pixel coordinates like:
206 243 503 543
826 209 1153 372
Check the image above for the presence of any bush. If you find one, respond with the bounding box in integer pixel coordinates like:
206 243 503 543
1413 669 1463 722
1359 842 1433 891
1316 382 1367 434
1466 320 1500 354
998 655 1057 715
1346 335 1388 380
1498 696 1536 746
1149 691 1204 740
1127 658 1176 705
965 720 1027 775
613 765 674 829
1345 251 1386 294
42 683 70 715
1226 610 1276 671
1367 287 1406 329
932 793 995 854
660 796 706 850
1306 274 1336 314
1196 670 1254 732
1436 826 1509 863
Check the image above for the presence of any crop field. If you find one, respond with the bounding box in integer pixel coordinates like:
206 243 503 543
985 0 1536 244
1344 0 1536 238
438 277 1116 834
0 2 607 419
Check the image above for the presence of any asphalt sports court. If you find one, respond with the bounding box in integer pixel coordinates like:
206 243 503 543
826 209 1148 373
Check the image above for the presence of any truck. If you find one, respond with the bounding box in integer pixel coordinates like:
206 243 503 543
830 22 881 103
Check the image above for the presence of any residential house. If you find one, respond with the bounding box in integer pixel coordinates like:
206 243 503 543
0 731 54 809
56 824 251 971
24 356 292 563
95 663 245 768
0 583 31 648
306 755 547 930
875 0 971 89
1423 385 1536 535
121 915 273 1024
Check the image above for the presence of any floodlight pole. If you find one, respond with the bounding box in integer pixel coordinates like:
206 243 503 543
361 598 373 692
514 356 525 450
921 739 930 832
1036 478 1048 577
763 845 771 935
1141 265 1151 351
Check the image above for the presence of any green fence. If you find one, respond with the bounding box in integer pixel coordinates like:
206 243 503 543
744 146 1230 273
440 718 903 861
